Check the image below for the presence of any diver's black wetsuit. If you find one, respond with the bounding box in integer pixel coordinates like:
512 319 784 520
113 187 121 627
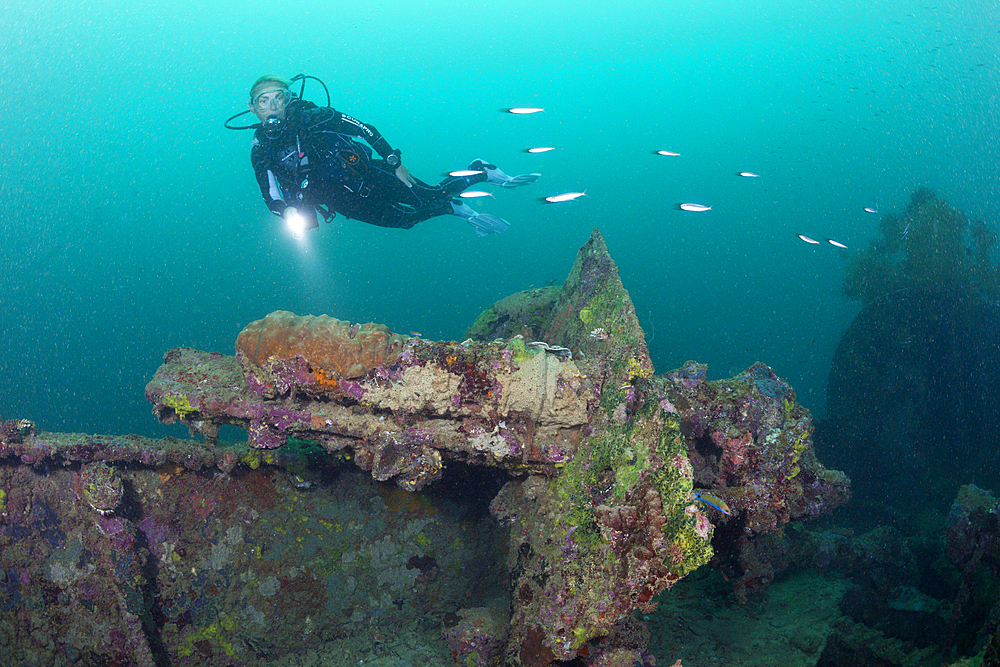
250 100 486 229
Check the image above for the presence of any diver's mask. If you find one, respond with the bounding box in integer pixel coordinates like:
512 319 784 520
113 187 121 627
262 116 286 140
252 87 293 113
253 87 297 139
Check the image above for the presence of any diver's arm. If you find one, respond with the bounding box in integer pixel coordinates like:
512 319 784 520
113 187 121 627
334 112 413 185
251 146 288 216
334 112 395 159
262 171 288 215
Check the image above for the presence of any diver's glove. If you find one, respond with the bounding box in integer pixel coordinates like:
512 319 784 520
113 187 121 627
395 164 416 187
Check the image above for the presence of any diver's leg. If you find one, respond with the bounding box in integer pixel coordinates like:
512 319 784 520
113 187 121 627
392 180 511 234
345 165 511 234
339 167 451 229
438 171 488 196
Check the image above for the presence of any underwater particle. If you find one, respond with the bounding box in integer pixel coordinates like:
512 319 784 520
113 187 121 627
79 461 124 515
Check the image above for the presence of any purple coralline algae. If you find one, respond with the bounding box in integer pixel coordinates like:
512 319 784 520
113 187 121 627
659 357 851 603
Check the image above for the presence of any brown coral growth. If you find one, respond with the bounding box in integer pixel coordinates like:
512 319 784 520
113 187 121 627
236 311 408 380
520 627 556 667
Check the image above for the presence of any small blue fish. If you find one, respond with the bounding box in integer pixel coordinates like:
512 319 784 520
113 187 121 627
901 222 911 240
409 331 423 337
694 492 732 515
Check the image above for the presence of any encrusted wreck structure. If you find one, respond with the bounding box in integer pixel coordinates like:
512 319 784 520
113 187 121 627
0 229 849 666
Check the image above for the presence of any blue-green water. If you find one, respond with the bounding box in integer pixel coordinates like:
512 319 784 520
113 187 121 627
1 0 997 438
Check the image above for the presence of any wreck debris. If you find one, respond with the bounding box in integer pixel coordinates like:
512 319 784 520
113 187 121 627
0 228 849 666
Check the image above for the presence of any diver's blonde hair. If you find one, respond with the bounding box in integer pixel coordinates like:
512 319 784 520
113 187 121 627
249 75 292 100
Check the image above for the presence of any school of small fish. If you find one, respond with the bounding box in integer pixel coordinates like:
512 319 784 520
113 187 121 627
494 105 868 252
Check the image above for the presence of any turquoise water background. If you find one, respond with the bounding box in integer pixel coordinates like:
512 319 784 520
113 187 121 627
1 0 997 437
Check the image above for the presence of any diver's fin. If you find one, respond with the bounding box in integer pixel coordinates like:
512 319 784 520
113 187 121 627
469 159 540 189
466 213 510 236
451 201 477 219
501 173 540 188
451 200 510 235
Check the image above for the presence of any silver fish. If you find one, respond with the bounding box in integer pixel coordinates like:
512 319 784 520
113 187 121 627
525 146 556 153
504 107 545 114
544 191 587 203
679 203 711 212
797 234 820 244
655 150 681 156
827 239 848 249
738 172 760 178
460 191 494 198
448 170 484 177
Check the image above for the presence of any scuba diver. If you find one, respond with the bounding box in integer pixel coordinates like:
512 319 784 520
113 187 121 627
233 75 540 237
